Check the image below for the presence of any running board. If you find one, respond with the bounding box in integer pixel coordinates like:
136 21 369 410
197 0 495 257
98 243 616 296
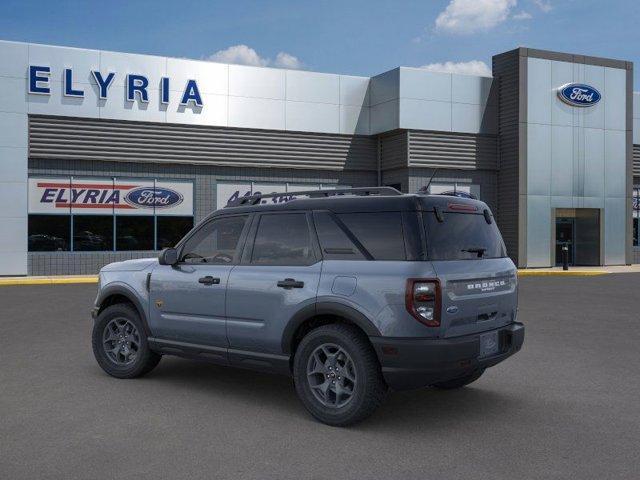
148 337 291 375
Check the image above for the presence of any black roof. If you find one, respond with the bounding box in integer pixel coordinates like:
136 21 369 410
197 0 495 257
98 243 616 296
210 190 490 219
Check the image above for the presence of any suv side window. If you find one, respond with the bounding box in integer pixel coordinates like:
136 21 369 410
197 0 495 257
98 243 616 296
313 211 366 260
180 215 248 264
251 213 315 266
336 212 406 260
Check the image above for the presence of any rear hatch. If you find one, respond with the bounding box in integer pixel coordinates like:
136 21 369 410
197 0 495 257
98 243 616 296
421 198 517 339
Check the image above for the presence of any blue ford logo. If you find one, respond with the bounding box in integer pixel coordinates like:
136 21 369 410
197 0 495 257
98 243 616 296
557 83 601 107
124 187 183 209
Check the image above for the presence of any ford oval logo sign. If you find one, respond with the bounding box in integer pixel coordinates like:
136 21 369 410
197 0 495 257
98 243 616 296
124 187 183 209
557 83 601 107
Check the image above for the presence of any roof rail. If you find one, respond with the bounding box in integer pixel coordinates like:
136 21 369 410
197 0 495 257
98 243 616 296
225 186 402 207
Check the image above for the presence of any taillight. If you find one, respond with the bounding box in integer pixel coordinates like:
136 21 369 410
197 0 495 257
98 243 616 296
405 279 441 327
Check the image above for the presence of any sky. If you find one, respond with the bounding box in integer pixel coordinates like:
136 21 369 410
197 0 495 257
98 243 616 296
0 0 638 84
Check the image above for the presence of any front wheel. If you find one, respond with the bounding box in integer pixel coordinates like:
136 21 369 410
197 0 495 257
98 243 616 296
293 324 387 427
92 303 161 379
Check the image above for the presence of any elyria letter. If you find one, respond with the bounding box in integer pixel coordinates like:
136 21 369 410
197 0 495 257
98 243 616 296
28 65 204 106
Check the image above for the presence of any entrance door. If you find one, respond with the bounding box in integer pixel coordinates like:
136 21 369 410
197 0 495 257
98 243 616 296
555 217 575 266
555 209 600 266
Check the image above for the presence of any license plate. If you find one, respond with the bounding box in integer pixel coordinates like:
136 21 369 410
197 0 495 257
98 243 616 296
480 331 499 358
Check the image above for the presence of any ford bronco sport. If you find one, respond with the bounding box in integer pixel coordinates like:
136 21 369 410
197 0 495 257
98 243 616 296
91 187 524 426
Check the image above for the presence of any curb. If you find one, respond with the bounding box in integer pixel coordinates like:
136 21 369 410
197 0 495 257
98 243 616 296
517 270 608 277
0 276 98 286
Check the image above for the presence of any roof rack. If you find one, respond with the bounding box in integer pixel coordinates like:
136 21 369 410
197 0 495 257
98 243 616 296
225 186 402 207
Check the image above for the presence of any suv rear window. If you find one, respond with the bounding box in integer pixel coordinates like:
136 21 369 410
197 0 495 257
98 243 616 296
423 211 507 260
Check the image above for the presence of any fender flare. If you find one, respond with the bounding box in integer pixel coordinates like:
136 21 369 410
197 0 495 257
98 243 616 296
281 301 381 354
95 283 151 336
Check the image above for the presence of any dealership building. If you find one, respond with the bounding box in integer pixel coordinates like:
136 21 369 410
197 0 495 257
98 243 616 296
0 39 638 275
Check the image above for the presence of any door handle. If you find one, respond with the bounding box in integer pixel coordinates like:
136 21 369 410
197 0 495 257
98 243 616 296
198 276 220 285
277 278 304 289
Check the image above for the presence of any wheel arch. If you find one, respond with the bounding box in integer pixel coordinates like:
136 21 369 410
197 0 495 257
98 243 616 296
96 284 151 336
282 301 381 356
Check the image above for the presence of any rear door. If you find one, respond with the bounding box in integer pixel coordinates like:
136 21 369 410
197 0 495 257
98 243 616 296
226 212 321 364
149 214 250 349
422 206 518 339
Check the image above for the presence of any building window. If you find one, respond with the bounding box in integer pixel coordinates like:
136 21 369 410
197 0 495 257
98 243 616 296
116 216 154 251
28 215 71 251
157 216 194 249
73 215 114 251
27 177 194 252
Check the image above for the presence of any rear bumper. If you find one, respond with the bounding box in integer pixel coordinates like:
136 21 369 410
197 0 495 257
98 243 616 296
370 322 524 391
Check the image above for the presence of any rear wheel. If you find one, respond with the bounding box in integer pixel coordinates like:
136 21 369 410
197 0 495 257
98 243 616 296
92 303 161 379
293 324 387 426
432 369 485 390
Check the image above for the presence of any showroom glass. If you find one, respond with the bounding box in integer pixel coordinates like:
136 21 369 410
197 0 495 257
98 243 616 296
181 216 248 264
251 213 314 266
28 215 71 252
157 216 194 249
27 177 193 252
423 211 507 260
116 216 154 251
73 215 114 251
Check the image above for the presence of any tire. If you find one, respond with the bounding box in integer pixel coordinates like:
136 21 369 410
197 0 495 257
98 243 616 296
431 369 485 390
293 324 387 427
92 303 161 379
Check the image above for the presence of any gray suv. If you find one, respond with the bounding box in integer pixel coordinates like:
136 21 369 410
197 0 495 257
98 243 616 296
91 187 524 426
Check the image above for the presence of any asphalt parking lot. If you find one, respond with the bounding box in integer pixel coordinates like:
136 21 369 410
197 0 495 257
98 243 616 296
1 275 639 479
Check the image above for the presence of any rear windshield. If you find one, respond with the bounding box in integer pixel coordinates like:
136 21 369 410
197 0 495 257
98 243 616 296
423 211 507 260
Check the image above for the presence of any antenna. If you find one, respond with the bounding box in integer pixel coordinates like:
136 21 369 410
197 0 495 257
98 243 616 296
421 168 439 193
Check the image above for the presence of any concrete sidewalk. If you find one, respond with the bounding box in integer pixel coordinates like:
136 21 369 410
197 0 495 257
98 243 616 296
1 265 640 286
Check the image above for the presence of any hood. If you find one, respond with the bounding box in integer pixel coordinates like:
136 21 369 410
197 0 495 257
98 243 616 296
100 257 158 272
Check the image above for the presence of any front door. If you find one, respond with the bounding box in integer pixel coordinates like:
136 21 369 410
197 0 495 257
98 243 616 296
555 217 575 266
149 214 250 348
226 212 321 363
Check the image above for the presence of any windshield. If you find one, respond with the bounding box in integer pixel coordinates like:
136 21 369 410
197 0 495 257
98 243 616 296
423 211 507 260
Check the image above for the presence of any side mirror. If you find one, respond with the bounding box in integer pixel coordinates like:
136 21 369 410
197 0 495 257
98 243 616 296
159 247 178 266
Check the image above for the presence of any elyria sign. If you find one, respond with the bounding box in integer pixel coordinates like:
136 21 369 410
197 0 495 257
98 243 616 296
28 65 204 107
557 83 601 107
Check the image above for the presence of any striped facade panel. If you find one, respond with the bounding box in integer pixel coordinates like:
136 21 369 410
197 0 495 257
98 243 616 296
492 49 522 266
407 131 498 171
634 144 640 177
28 115 378 171
379 130 408 171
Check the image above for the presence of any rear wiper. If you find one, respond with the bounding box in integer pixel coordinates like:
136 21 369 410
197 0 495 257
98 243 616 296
461 247 486 258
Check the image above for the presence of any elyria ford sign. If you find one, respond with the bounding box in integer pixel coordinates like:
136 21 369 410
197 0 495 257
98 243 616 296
125 187 183 209
28 178 193 216
557 83 601 107
28 65 204 107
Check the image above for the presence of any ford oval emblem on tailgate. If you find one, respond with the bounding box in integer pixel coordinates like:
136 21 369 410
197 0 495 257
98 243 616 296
446 306 459 314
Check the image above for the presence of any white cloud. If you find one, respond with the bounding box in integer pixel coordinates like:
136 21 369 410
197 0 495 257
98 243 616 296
207 44 268 67
435 0 517 34
513 10 532 20
532 0 552 12
273 52 303 69
206 44 303 69
420 60 492 77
